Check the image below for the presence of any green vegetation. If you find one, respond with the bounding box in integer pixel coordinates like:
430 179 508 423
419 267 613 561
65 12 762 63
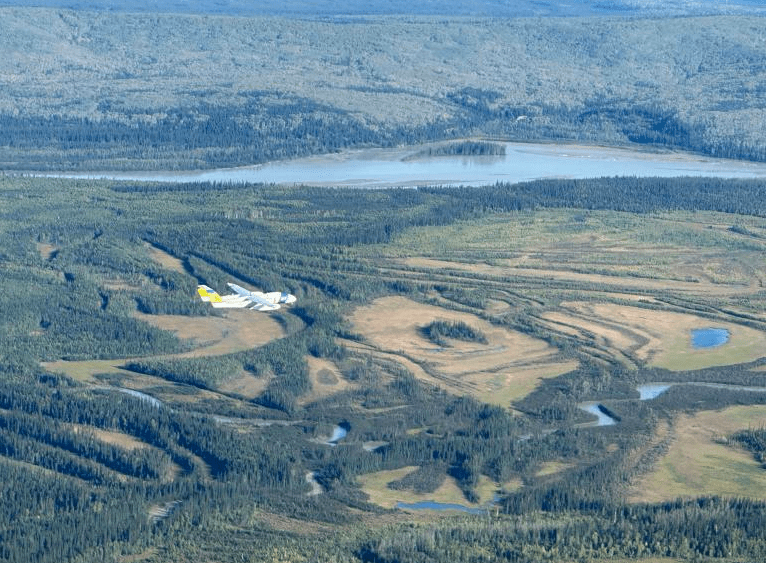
2 11 766 170
732 427 766 465
0 174 766 561
410 140 506 158
420 320 488 347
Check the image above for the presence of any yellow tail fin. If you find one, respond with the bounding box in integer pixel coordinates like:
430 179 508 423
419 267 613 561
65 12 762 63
197 285 222 303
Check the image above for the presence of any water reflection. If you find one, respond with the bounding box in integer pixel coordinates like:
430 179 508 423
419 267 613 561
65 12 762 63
578 402 617 426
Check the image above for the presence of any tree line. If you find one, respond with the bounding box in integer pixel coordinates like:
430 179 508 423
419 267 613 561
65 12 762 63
2 88 765 172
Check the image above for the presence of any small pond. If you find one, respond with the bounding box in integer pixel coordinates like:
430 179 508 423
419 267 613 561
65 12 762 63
636 381 766 401
578 402 617 426
691 328 730 349
328 425 348 444
637 384 673 400
322 423 350 446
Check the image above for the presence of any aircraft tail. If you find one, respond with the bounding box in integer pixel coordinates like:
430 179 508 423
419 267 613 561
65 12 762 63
197 285 223 305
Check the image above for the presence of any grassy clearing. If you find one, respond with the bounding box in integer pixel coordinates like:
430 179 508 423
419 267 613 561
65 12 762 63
43 310 285 387
404 256 756 297
535 461 573 477
469 361 579 407
144 242 186 274
657 322 766 372
88 427 151 451
348 296 569 406
216 370 271 399
628 405 766 503
356 466 506 510
88 427 182 482
133 309 285 357
41 359 136 383
546 302 766 371
299 356 354 405
390 209 764 300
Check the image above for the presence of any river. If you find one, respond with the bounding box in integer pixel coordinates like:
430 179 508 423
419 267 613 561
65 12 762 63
41 142 766 188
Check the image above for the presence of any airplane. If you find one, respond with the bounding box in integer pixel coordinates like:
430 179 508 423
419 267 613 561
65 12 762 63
197 283 296 311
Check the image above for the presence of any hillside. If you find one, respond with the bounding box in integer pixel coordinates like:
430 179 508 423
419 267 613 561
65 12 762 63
2 0 766 17
1 9 765 169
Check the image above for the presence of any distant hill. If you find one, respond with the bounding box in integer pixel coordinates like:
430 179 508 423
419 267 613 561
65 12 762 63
0 0 765 17
1 7 765 169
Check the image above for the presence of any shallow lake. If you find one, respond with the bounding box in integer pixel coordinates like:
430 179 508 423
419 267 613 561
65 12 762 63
44 142 766 187
691 328 730 349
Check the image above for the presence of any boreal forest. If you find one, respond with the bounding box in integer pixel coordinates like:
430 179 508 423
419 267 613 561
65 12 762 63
2 2 766 563
0 174 765 562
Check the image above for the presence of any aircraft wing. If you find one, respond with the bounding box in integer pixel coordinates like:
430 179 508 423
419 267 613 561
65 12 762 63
244 293 281 311
227 283 252 297
226 282 280 311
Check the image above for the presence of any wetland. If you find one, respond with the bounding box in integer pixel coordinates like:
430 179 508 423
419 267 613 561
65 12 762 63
4 172 766 562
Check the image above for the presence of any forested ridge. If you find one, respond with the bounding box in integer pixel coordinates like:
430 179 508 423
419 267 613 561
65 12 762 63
2 11 766 170
3 89 765 171
1 174 766 561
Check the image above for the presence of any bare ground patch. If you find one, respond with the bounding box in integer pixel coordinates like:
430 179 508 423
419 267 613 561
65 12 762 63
627 406 766 503
348 296 569 405
144 241 186 274
35 242 57 260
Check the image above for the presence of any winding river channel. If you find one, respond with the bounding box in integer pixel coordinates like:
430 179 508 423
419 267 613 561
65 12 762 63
582 382 766 427
42 142 766 187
